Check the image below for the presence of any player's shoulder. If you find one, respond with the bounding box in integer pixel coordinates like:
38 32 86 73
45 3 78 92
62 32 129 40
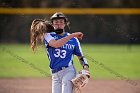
44 32 56 41
44 32 56 37
74 37 79 43
47 32 56 35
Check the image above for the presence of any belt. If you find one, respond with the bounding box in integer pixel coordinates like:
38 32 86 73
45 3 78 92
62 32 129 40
51 66 69 74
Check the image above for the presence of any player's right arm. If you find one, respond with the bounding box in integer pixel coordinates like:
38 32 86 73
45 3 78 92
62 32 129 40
45 32 83 48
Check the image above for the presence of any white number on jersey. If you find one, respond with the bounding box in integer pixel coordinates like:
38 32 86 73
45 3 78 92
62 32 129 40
54 49 66 58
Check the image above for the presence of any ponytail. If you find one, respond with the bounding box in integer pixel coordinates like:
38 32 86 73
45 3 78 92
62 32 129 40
30 19 45 52
30 19 54 51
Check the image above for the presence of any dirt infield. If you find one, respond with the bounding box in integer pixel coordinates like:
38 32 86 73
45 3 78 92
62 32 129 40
0 78 140 93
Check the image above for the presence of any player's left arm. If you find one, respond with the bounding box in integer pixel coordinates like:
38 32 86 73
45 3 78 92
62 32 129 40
77 56 89 71
73 38 90 71
72 38 90 89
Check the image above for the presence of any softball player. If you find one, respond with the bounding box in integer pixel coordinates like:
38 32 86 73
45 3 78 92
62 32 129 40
44 12 89 93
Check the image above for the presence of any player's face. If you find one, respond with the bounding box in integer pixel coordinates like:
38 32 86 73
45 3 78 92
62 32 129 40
52 19 65 29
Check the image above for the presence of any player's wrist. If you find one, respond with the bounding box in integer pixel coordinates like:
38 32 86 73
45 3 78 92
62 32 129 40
83 64 89 71
71 33 76 37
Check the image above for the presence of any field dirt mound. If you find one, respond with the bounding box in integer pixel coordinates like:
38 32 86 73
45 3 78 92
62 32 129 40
0 78 140 93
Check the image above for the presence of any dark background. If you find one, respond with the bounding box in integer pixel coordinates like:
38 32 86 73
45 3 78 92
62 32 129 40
0 0 140 44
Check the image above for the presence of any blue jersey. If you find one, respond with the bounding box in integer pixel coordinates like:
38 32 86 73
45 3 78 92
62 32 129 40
44 32 84 69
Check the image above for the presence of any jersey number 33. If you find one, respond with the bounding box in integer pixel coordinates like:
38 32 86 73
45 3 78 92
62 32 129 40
54 49 67 58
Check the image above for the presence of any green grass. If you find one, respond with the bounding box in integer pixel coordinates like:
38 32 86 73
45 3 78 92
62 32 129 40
0 44 140 80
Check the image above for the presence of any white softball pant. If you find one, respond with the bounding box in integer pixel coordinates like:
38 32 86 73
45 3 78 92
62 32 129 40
51 65 76 93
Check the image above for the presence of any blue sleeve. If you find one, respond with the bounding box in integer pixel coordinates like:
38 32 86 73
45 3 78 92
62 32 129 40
73 38 84 57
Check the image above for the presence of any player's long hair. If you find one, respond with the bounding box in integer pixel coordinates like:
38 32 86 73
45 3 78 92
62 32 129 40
30 19 44 52
30 19 54 52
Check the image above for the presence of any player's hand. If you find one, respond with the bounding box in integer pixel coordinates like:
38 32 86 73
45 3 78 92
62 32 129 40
72 32 83 40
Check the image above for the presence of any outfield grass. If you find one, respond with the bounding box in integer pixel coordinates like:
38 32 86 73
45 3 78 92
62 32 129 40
0 44 140 79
